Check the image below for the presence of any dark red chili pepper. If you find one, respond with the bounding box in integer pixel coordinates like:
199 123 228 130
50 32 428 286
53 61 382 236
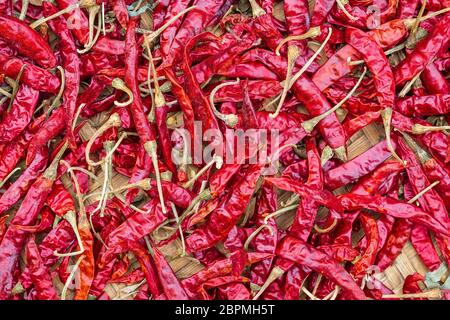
394 13 450 87
421 63 450 95
24 236 58 300
165 0 224 65
186 165 262 252
0 145 66 298
345 27 395 107
0 15 57 68
26 108 66 166
395 94 450 117
44 2 81 148
325 140 395 190
0 53 60 93
0 85 39 143
277 236 368 300
339 194 449 236
159 0 190 57
99 199 166 267
150 245 189 300
0 147 48 216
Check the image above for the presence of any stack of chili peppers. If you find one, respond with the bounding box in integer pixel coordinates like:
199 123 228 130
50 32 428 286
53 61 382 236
0 0 449 301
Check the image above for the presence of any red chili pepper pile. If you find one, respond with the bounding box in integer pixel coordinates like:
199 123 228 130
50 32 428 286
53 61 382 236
0 0 449 301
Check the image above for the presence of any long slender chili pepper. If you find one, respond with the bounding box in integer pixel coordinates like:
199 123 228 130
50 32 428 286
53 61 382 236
125 19 167 213
345 28 395 107
0 144 66 298
44 2 81 148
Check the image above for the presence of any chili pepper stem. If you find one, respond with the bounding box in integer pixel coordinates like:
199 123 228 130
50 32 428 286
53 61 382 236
333 146 348 162
209 79 240 127
382 288 441 299
244 224 274 251
61 254 85 300
314 217 338 233
178 189 212 225
302 66 367 134
44 141 69 180
288 28 333 90
275 27 322 56
321 146 334 165
0 167 21 190
85 113 121 166
252 266 285 300
248 0 266 17
54 211 85 257
408 181 440 204
183 156 223 189
264 203 299 224
400 132 431 162
144 140 167 214
77 5 103 54
171 203 186 257
412 124 450 134
112 78 134 107
11 282 25 295
381 108 406 166
335 0 357 21
144 6 198 44
270 46 300 119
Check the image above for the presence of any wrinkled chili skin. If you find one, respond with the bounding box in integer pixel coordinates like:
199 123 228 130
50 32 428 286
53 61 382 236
0 15 57 68
25 237 59 300
244 49 346 150
346 28 395 107
186 165 262 252
394 13 450 87
324 140 395 190
0 53 60 93
277 236 368 300
395 94 450 117
0 85 39 143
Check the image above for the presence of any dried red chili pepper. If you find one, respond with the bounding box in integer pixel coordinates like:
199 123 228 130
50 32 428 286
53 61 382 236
0 85 39 143
0 144 66 298
277 236 368 300
394 13 450 87
24 236 58 300
0 15 57 68
0 53 60 93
